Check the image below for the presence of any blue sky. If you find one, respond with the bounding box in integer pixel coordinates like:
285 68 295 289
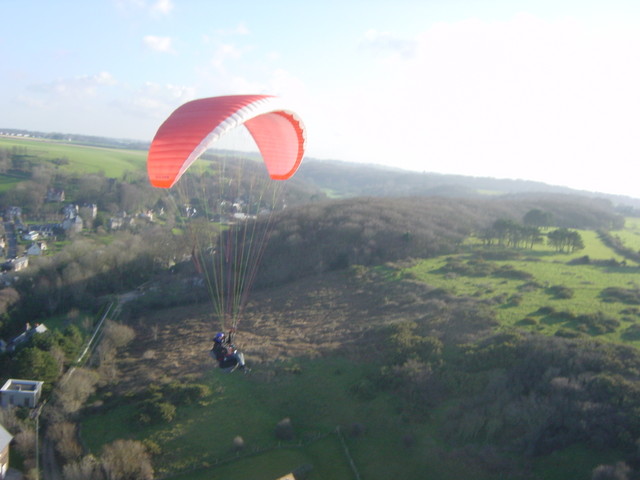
2 0 640 198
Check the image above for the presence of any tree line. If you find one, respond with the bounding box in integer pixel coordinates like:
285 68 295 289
479 218 585 252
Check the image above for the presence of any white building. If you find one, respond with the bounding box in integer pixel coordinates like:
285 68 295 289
26 242 47 256
0 424 12 480
0 379 43 408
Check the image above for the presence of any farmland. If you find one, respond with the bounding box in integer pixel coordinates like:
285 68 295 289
0 136 146 178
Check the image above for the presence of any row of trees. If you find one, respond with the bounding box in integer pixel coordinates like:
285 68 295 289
598 230 640 264
480 218 585 252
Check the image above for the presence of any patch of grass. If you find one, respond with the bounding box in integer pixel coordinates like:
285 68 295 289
0 137 146 178
531 444 622 480
0 172 29 192
165 443 349 480
82 356 497 480
611 217 640 252
406 225 640 342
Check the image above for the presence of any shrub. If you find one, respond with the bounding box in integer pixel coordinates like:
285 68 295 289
164 382 212 405
101 440 153 480
601 287 640 305
232 435 245 451
575 312 620 335
519 317 538 326
275 418 295 441
518 281 543 292
535 306 556 315
350 378 378 401
293 464 314 480
493 265 533 280
507 294 523 306
591 461 631 480
548 285 574 299
142 439 162 455
622 324 640 341
137 398 176 424
555 328 583 338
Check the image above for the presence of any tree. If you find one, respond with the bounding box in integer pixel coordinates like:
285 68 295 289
53 368 99 414
62 455 105 480
592 462 631 480
275 418 295 441
14 347 60 385
567 230 585 252
47 421 82 463
523 225 543 249
547 228 584 253
523 208 553 227
102 320 135 349
101 440 153 480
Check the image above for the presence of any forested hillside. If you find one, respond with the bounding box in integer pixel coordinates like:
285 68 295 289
254 194 625 287
297 159 640 209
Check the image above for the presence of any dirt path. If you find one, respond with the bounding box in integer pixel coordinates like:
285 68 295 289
42 436 62 480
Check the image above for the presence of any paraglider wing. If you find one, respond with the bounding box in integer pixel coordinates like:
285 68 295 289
147 95 306 188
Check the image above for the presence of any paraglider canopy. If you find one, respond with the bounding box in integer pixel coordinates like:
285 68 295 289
147 94 306 188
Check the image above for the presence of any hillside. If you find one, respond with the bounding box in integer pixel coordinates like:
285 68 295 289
79 193 640 479
253 194 625 287
3 134 639 210
1 134 640 479
297 159 640 208
92 232 640 479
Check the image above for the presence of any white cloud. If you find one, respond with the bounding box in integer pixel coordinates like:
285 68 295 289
114 0 172 17
314 14 640 196
359 29 417 57
27 72 116 99
150 0 173 16
113 82 197 121
215 22 250 37
143 35 174 53
210 43 244 69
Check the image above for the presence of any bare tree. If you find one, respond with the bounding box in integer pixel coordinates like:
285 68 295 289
0 406 22 433
592 462 631 480
62 454 105 480
14 429 36 456
47 421 82 463
54 368 99 415
101 439 153 480
93 321 135 384
103 320 135 349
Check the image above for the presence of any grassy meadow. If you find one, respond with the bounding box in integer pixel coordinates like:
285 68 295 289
0 136 147 178
406 225 640 343
611 216 640 251
83 356 549 480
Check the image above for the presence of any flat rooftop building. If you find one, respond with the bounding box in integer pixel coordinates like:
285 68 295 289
0 379 43 408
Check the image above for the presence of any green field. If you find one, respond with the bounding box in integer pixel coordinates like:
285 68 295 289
83 358 461 480
406 227 640 343
611 217 640 251
0 136 146 178
81 355 618 480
